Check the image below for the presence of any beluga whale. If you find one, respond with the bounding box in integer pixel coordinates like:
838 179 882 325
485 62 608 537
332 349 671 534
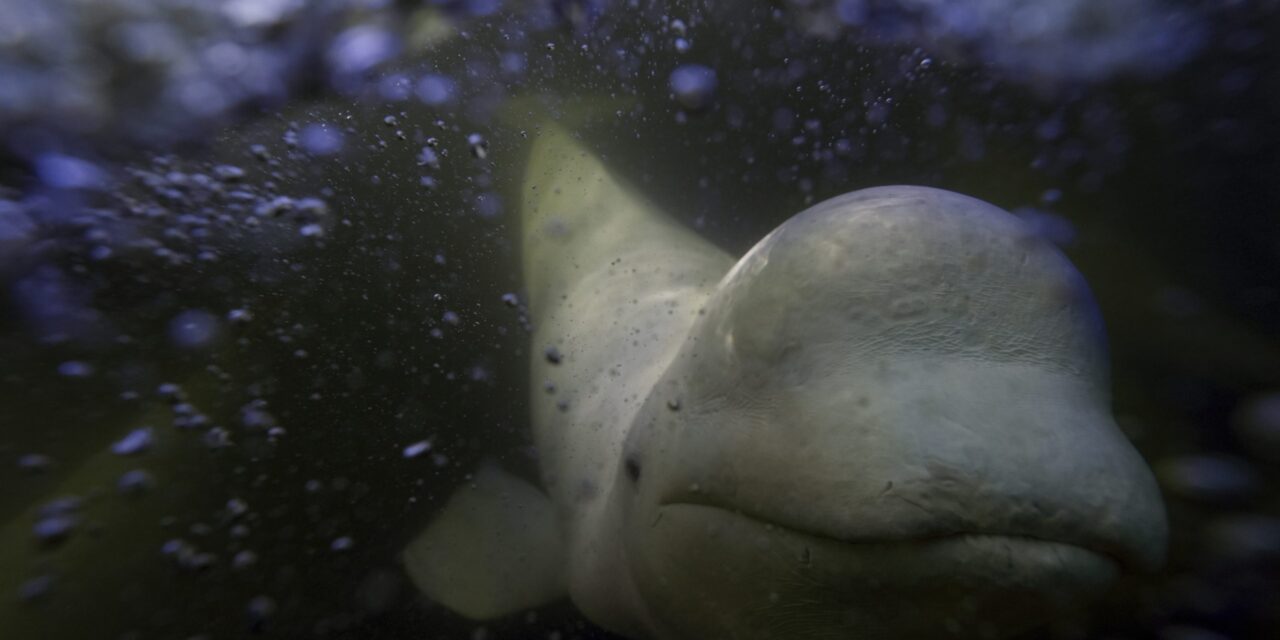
404 122 1168 639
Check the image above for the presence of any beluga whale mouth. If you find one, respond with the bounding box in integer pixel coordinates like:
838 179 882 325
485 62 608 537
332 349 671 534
404 124 1167 640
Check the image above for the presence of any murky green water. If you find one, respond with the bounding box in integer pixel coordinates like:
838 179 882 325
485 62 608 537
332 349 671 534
2 2 1278 638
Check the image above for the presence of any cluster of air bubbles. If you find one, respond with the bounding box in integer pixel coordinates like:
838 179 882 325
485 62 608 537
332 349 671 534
1 0 298 157
0 0 540 165
667 16 692 53
161 538 218 571
32 497 82 546
6 145 343 306
804 0 1205 84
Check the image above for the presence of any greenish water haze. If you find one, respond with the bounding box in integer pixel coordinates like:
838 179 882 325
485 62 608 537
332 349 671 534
1 1 1278 638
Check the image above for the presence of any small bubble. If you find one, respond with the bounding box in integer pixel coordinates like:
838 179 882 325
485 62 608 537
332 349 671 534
169 309 219 349
442 311 461 326
240 401 276 430
669 64 718 110
403 440 432 459
467 133 489 159
203 427 233 449
500 293 519 307
213 165 245 181
475 192 503 219
157 382 184 402
331 536 354 552
117 469 155 495
57 361 93 378
18 574 55 603
299 124 344 156
417 146 441 168
246 595 277 631
17 453 53 473
35 154 108 190
1158 454 1260 504
416 74 456 106
111 427 155 456
33 515 78 545
296 197 329 218
232 550 258 570
226 498 249 519
544 346 563 364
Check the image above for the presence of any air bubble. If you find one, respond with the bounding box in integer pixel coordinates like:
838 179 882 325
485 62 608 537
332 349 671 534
403 440 432 459
117 469 156 495
416 74 456 106
669 64 718 110
169 309 220 349
57 361 93 378
112 427 155 456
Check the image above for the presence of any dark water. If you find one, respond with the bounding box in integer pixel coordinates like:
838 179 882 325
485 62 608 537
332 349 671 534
1 2 1279 638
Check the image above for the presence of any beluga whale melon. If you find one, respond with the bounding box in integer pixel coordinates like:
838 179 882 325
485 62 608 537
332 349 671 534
403 122 1168 639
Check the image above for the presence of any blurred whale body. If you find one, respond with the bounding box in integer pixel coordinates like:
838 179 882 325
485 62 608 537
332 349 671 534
406 123 1168 639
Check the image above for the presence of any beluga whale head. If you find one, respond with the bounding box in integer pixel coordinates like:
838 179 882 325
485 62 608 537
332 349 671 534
614 187 1166 638
404 124 1167 640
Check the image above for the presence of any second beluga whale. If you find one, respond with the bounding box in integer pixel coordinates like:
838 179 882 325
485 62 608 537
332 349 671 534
404 122 1168 639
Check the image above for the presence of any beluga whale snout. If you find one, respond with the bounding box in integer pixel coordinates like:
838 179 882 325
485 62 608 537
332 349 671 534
617 186 1166 638
404 123 1167 640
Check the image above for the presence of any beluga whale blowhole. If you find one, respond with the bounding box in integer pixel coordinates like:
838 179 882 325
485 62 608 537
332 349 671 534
404 122 1168 640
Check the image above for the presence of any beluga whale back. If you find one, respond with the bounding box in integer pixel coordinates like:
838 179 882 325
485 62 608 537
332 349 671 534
404 122 1167 639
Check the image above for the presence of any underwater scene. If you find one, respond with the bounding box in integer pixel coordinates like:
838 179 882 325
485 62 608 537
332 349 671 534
1 1 1278 639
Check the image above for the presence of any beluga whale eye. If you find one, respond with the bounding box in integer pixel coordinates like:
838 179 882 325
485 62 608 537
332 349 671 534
624 455 641 484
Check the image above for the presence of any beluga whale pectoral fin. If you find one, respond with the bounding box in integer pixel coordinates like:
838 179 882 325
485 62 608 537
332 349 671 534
517 119 731 312
404 117 732 630
402 462 568 620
